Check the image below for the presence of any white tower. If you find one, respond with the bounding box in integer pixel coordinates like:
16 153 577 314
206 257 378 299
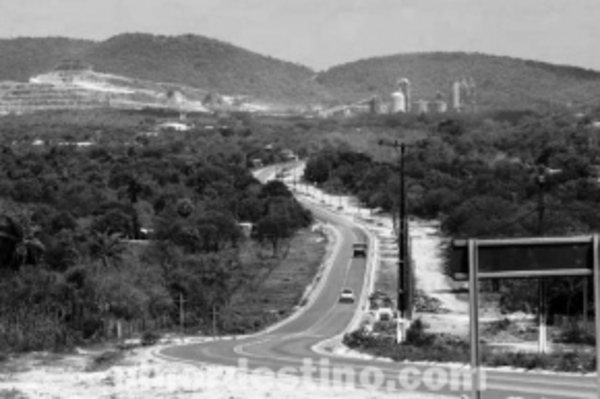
391 90 406 113
398 78 411 112
453 81 462 111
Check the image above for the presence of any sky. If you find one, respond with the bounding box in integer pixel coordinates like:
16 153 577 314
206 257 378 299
0 0 598 71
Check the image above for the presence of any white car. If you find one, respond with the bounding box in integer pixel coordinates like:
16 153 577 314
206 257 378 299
339 288 356 303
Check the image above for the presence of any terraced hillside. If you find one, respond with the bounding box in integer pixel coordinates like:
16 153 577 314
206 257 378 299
0 67 210 115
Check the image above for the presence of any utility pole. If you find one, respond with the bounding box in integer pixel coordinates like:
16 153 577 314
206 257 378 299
179 293 185 342
211 306 218 339
537 167 548 353
378 140 411 342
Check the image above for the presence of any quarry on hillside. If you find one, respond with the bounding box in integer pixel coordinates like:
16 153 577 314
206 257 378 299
0 60 278 116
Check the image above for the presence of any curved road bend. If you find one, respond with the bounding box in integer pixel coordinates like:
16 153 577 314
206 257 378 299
161 170 597 399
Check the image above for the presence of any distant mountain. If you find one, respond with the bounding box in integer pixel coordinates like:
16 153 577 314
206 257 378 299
0 33 331 106
0 34 599 111
316 52 600 111
81 33 330 105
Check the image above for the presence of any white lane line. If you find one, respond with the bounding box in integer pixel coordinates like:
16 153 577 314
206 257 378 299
301 257 356 336
233 249 355 359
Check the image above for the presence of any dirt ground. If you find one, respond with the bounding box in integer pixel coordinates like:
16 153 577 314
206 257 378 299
0 337 458 399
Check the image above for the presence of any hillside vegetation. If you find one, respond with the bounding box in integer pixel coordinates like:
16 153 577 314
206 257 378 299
0 35 600 110
317 52 600 111
0 34 331 106
0 37 93 82
82 34 331 105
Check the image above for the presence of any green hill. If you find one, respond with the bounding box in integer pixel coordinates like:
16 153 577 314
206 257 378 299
0 34 600 111
0 33 330 106
316 52 600 111
0 37 94 82
81 33 330 105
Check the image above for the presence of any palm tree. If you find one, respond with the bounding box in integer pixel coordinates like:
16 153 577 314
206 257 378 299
88 231 125 270
0 213 46 270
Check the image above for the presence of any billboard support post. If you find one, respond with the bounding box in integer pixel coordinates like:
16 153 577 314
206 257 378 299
468 239 481 399
538 280 547 353
453 235 600 398
594 234 600 398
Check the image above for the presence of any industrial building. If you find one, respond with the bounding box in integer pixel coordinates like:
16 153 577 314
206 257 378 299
452 77 477 112
315 74 477 119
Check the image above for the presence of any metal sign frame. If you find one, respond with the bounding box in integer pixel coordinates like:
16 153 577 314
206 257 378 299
457 236 600 399
452 236 595 280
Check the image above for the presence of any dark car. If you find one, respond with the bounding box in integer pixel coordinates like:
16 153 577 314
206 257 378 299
352 243 367 258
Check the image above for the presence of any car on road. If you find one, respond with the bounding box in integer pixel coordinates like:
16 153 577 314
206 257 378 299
352 243 367 258
339 288 356 303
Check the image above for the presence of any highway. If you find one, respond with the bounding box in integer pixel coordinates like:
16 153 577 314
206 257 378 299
159 165 598 399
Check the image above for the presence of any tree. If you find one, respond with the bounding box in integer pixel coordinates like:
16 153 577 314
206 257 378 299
0 213 45 270
255 215 294 256
304 156 331 184
260 180 292 198
91 206 137 238
88 231 125 270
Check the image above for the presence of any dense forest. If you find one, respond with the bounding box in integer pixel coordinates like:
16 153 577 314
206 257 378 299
1 105 600 352
2 35 600 109
304 109 600 316
0 109 315 352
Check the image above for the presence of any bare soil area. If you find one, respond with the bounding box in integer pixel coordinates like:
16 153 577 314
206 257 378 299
0 338 457 399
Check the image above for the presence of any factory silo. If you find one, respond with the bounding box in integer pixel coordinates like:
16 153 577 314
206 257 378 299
398 78 411 112
452 81 462 111
391 90 406 113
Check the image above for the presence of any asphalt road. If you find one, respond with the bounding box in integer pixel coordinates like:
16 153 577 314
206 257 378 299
160 166 598 399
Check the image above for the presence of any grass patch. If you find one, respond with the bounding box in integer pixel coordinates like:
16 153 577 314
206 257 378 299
85 349 126 372
556 323 595 346
30 352 68 368
0 355 31 376
345 319 597 373
481 318 538 343
414 290 449 313
345 322 471 363
141 331 162 347
224 227 327 334
373 258 397 301
0 389 28 399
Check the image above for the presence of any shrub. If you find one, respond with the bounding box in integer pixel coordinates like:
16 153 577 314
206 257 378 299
0 388 28 399
85 350 125 372
486 318 511 334
405 318 436 347
556 323 595 345
346 328 595 373
141 331 162 347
